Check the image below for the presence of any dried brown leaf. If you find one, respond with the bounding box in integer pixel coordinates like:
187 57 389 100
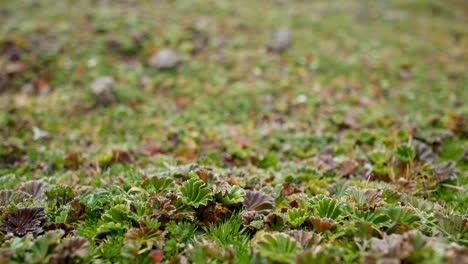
243 191 274 212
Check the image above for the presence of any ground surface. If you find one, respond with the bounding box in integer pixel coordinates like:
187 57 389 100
0 0 467 263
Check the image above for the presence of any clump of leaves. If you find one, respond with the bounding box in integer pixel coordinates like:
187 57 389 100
288 230 321 248
197 202 230 225
241 191 275 228
45 186 74 207
142 176 174 194
180 178 212 208
348 188 382 211
264 212 285 231
331 183 349 196
66 198 86 223
146 195 177 220
220 185 246 205
367 230 426 262
351 209 389 237
98 149 134 167
186 238 235 263
255 233 302 263
243 191 274 212
286 208 308 228
368 150 391 176
434 213 466 242
205 213 251 263
124 227 165 258
19 181 51 200
297 248 336 264
1 207 48 236
3 230 65 262
48 237 89 264
194 167 214 182
312 196 345 220
404 195 440 212
94 222 126 240
0 190 30 207
395 144 416 163
95 235 125 260
101 204 137 226
47 223 75 238
164 221 199 256
305 217 336 233
380 206 420 233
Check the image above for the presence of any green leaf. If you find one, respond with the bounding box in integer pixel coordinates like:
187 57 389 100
369 150 390 165
206 213 251 263
297 249 335 264
180 179 212 208
286 208 308 228
255 233 302 263
101 204 136 224
315 197 345 220
142 176 174 193
96 236 124 260
379 206 420 231
348 188 382 211
258 153 279 169
29 230 64 259
0 174 19 190
352 209 389 227
395 144 416 163
95 222 126 238
221 185 246 205
45 186 74 207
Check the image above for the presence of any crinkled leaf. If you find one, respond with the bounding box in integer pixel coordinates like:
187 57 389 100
255 233 302 263
286 208 308 228
180 179 212 208
395 144 416 163
221 185 246 205
315 197 345 220
243 191 274 212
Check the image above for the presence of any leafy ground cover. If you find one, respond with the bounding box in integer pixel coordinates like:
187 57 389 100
0 0 467 263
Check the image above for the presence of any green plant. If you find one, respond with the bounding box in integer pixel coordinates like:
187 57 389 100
221 185 246 205
255 233 302 263
180 179 212 208
206 213 251 263
395 144 416 163
379 206 420 232
95 235 124 260
0 0 466 262
45 186 74 207
164 221 200 256
314 197 345 220
125 227 163 252
101 204 137 225
434 213 467 244
348 188 382 211
286 208 308 228
297 249 335 264
142 176 174 193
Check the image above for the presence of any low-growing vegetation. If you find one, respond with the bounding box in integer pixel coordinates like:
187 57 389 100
0 0 466 263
